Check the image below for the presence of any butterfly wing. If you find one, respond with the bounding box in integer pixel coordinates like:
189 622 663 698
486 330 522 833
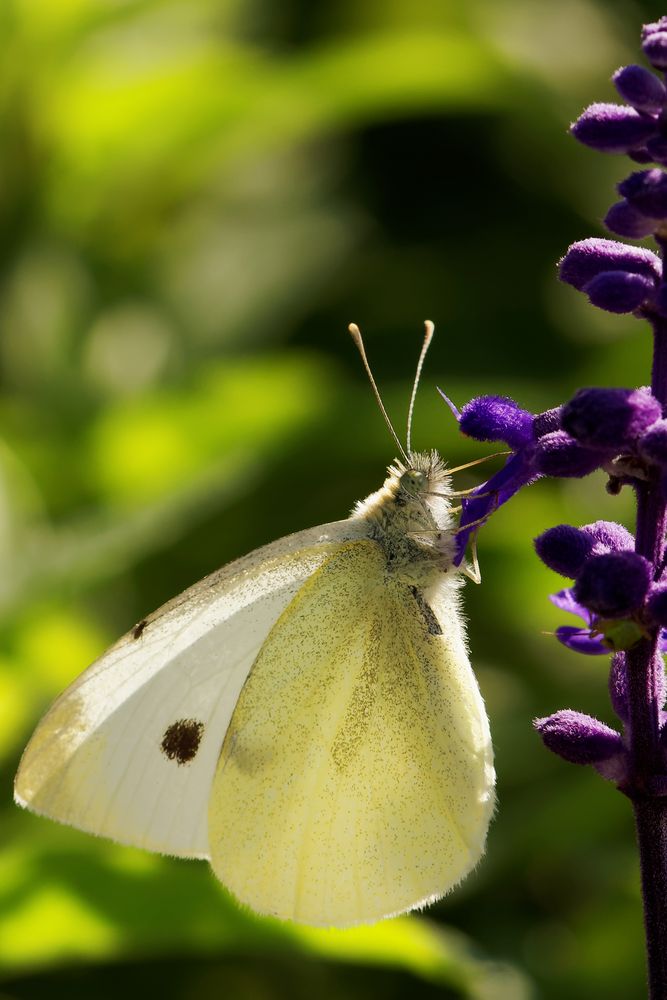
14 519 368 859
208 539 495 927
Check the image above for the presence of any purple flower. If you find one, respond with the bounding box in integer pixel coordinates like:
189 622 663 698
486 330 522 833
533 430 611 477
550 588 609 655
642 18 667 70
571 103 657 154
551 589 647 654
619 169 667 218
559 238 661 314
458 395 533 450
561 387 662 449
613 65 667 114
536 525 596 577
534 709 625 770
450 396 548 561
535 520 634 577
573 551 652 618
452 395 621 562
605 200 659 238
559 238 661 288
586 271 657 313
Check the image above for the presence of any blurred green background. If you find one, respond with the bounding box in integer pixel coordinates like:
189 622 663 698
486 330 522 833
1 0 665 998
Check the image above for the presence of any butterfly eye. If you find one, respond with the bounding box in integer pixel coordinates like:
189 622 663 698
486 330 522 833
400 470 426 492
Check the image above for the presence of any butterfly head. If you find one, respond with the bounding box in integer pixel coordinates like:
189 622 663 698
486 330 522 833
398 468 427 494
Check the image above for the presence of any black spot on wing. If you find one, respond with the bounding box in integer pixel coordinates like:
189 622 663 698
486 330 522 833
409 586 443 636
132 619 148 640
161 719 204 765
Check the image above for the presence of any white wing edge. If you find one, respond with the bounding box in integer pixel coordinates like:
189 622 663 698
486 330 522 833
14 516 371 859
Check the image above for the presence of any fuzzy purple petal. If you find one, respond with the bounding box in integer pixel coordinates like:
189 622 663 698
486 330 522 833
535 525 595 577
580 520 636 552
643 30 667 70
583 270 656 313
613 65 667 113
534 431 609 477
533 406 562 438
454 451 538 562
619 168 667 217
535 709 624 764
555 626 608 655
561 387 662 448
642 18 667 40
550 587 592 620
459 395 534 449
605 200 659 238
559 238 661 290
571 103 657 153
574 550 652 617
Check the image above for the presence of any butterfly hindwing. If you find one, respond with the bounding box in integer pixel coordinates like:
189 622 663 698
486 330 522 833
208 539 494 926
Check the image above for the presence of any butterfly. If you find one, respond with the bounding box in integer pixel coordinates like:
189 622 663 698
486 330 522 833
14 323 495 928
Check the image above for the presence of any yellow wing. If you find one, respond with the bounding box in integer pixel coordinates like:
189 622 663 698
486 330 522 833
208 540 494 927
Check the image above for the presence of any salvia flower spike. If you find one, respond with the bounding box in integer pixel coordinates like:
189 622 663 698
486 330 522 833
448 16 667 997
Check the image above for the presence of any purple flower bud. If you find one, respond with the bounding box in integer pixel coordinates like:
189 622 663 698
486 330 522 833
643 29 667 70
583 270 656 313
642 18 667 41
605 200 658 238
561 387 661 448
458 396 534 449
535 524 595 577
619 168 667 217
646 584 667 627
580 520 635 552
574 551 652 617
534 709 624 765
647 134 667 164
533 406 562 438
559 238 661 290
639 418 667 464
613 64 667 113
535 519 635 578
534 431 608 478
571 103 657 153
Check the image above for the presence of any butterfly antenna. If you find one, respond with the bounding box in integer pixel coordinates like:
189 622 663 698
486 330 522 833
406 320 434 456
348 323 409 464
447 451 510 475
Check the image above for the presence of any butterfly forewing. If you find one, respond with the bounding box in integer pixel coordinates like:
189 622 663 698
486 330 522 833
14 521 367 858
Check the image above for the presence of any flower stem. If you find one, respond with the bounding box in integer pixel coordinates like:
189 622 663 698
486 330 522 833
627 314 667 999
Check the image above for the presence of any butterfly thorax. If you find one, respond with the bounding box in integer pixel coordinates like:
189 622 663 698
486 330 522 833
351 450 457 586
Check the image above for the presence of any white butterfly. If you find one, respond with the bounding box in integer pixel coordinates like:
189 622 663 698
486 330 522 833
14 323 495 928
